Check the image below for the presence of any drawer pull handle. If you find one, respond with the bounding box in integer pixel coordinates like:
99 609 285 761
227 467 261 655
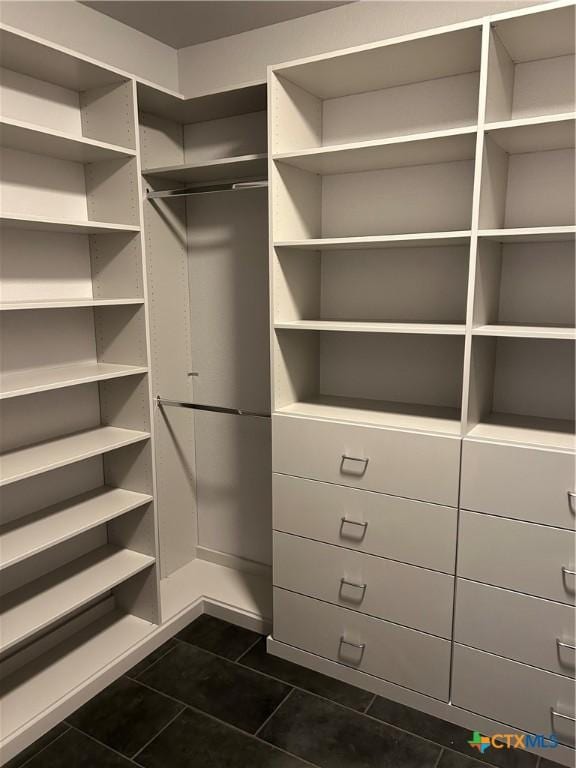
561 566 576 578
340 517 368 540
340 577 367 600
339 636 366 664
340 455 369 476
568 491 576 515
557 639 576 652
551 708 576 725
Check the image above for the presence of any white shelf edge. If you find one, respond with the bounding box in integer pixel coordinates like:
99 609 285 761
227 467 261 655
472 324 576 340
275 231 472 250
0 426 150 487
0 116 136 161
484 112 576 132
0 298 144 311
466 418 575 453
0 487 153 571
0 362 148 400
0 213 141 234
142 152 268 176
275 320 466 335
478 226 576 240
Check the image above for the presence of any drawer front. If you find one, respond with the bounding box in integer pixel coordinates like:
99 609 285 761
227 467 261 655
458 511 576 605
461 440 576 530
272 415 460 506
455 580 576 677
273 474 457 573
273 531 454 637
452 644 575 747
273 587 451 700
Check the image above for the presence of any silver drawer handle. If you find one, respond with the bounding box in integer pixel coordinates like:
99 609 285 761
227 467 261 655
340 577 367 597
340 517 368 530
561 566 576 577
340 517 368 540
551 708 576 724
557 639 576 652
568 491 576 515
340 454 369 476
339 636 366 664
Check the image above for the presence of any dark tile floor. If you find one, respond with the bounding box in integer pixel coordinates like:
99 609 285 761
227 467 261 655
8 615 565 768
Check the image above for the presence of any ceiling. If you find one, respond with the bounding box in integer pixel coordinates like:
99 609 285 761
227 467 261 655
82 1 351 49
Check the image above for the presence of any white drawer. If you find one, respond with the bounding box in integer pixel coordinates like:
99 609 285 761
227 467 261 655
452 644 575 747
273 587 451 701
272 415 460 506
461 440 576 530
458 511 576 605
273 474 457 573
455 580 576 677
273 531 454 638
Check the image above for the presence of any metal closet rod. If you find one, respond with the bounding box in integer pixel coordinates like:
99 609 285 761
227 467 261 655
156 396 270 419
146 179 268 199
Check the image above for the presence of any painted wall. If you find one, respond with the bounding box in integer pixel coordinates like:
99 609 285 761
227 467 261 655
177 0 548 98
0 0 179 91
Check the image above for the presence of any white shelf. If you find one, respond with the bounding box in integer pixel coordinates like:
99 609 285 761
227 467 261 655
275 232 472 251
273 127 477 175
0 545 154 655
0 362 148 400
0 298 144 311
0 213 140 235
0 487 153 570
478 227 576 243
275 320 466 335
142 153 267 184
277 395 462 436
0 609 155 742
0 117 136 163
467 414 575 452
0 426 150 487
473 324 576 340
485 116 575 155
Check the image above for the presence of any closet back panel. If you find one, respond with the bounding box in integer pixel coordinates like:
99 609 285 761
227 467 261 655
183 111 266 162
0 67 81 133
511 55 575 119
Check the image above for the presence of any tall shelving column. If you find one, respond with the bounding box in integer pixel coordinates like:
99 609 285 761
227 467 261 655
0 27 160 762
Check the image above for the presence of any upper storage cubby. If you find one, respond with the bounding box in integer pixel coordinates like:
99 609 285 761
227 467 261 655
271 25 482 153
485 4 575 124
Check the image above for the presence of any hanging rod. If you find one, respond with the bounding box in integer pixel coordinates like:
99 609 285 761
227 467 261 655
146 179 268 200
156 396 270 419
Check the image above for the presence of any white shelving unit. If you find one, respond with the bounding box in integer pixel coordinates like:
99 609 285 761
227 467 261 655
0 25 160 761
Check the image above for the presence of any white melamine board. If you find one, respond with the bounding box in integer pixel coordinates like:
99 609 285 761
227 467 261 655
275 321 466 335
0 426 150 486
277 25 482 100
473 325 576 340
0 609 154 742
0 299 144 310
0 28 126 92
277 397 461 436
143 153 267 184
274 129 477 175
0 486 152 569
195 411 272 567
0 362 147 400
0 213 140 234
485 116 575 154
491 4 574 63
510 55 575 120
479 227 576 243
0 117 135 163
275 233 472 250
183 110 267 162
0 67 81 135
139 111 184 171
467 414 575 452
0 545 154 654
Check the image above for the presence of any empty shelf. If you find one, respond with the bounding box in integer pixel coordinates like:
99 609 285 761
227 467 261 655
0 298 144 311
142 153 267 184
0 213 140 234
478 227 576 243
0 362 148 400
275 232 472 250
467 414 575 452
485 116 575 155
0 426 150 487
0 545 154 655
0 117 136 163
0 487 153 570
274 127 477 175
275 320 466 335
473 325 576 340
277 396 462 436
0 609 155 743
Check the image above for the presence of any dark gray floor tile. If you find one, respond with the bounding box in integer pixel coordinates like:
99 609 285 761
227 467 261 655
177 614 261 661
125 638 179 677
260 688 440 768
4 724 68 768
540 759 569 767
368 698 538 768
240 637 373 712
438 751 495 768
67 677 183 757
22 729 133 767
137 642 291 733
135 706 310 768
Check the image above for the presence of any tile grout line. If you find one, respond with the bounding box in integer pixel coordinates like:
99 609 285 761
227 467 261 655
364 692 377 714
235 635 265 663
130 705 187 761
253 687 295 737
11 727 70 768
434 747 445 768
125 642 179 680
65 723 141 767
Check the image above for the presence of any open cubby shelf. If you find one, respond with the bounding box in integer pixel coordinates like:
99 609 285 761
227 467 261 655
275 321 466 335
0 213 140 234
142 152 267 184
0 298 145 311
274 232 472 250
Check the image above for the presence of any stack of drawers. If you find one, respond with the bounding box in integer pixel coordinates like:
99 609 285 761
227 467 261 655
271 414 461 702
452 440 576 745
